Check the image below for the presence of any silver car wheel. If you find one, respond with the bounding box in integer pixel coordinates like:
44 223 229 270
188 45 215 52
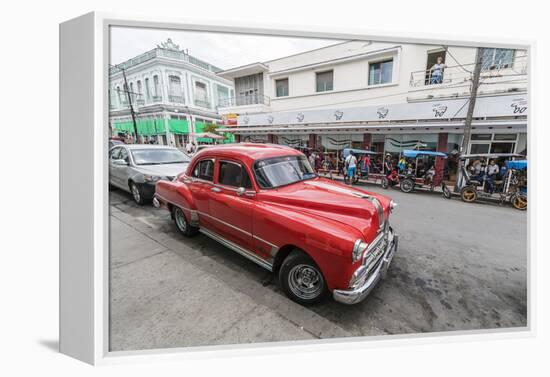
287 264 323 300
131 183 141 203
174 207 187 232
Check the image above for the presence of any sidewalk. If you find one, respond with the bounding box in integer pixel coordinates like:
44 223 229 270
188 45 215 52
109 204 351 351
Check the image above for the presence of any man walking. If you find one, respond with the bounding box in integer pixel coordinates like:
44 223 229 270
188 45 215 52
345 151 358 185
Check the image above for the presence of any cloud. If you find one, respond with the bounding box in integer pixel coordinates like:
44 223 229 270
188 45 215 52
110 26 343 69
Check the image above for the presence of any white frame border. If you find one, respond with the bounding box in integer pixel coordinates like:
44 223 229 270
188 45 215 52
59 11 534 365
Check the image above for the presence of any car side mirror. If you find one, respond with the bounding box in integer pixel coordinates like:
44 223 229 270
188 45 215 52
113 159 128 166
236 187 246 196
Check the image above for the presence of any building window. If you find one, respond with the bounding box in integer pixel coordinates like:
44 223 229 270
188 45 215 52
369 59 393 85
275 78 289 97
195 81 209 107
316 70 333 92
216 85 229 107
153 75 160 99
136 80 143 103
144 78 150 101
168 75 183 103
481 48 514 70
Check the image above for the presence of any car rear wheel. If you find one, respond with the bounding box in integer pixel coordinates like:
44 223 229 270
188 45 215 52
461 186 477 203
130 182 145 205
172 206 199 236
279 251 327 305
400 178 415 193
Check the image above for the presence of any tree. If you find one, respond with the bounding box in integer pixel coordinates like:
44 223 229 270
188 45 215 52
203 123 220 134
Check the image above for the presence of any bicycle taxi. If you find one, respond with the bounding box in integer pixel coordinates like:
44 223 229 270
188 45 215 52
384 149 451 198
457 153 527 210
342 148 382 184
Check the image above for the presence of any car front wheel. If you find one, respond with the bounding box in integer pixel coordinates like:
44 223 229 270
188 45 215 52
279 251 327 305
130 182 145 205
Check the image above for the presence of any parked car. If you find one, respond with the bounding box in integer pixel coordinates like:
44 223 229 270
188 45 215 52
109 144 191 204
109 138 124 150
153 143 398 305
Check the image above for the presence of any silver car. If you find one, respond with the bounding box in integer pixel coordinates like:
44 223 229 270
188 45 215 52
109 144 191 204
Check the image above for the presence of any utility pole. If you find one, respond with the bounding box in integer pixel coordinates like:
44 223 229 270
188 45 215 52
456 47 483 191
118 65 139 143
461 47 483 154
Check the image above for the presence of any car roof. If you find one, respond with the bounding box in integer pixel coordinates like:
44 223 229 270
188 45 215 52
194 143 302 164
121 144 179 150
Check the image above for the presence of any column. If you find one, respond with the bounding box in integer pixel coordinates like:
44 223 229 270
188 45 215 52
308 134 317 150
363 133 372 149
434 132 448 185
235 134 241 143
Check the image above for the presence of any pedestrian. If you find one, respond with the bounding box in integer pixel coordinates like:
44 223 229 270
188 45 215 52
384 154 393 175
398 156 407 172
345 151 358 185
186 140 193 154
308 151 316 169
430 56 447 84
486 159 500 194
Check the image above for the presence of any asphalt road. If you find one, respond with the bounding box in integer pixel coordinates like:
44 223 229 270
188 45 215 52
109 183 527 352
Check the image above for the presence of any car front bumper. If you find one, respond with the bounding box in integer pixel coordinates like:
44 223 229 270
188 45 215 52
332 229 398 305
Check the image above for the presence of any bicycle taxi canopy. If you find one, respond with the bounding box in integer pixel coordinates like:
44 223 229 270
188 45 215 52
459 153 525 160
505 159 528 170
342 148 379 158
403 150 448 159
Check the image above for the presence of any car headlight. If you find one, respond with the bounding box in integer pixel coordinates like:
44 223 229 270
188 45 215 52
144 175 161 182
389 200 398 213
352 239 369 263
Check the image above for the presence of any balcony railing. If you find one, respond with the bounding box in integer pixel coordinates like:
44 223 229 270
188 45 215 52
409 53 528 88
168 95 184 103
194 99 211 108
151 95 162 103
136 98 145 106
218 94 271 108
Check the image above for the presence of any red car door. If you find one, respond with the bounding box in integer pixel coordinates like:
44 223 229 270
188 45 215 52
207 159 256 252
188 158 217 230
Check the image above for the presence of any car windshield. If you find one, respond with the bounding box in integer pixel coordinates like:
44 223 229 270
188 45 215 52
254 155 316 189
131 148 190 165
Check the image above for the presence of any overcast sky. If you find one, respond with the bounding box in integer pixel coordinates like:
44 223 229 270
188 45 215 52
110 26 345 69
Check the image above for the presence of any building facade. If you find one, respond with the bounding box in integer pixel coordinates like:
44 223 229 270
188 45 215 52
217 41 528 178
109 39 235 146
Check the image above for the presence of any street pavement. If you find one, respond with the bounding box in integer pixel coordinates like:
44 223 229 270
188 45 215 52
109 183 527 351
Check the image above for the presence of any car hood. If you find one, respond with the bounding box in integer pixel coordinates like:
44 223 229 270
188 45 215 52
135 162 189 178
258 177 391 239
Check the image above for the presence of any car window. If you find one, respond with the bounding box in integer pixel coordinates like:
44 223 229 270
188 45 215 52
219 161 252 189
119 148 129 163
192 159 214 181
109 147 121 160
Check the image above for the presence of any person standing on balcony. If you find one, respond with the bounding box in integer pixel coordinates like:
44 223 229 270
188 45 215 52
430 56 447 84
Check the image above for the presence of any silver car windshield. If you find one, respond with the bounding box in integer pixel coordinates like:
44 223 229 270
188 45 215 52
131 149 190 165
254 155 316 189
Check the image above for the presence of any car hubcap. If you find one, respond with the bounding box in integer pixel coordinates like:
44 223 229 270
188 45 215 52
174 208 187 231
131 184 140 202
288 264 323 300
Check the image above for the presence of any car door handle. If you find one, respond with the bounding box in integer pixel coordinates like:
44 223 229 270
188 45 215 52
211 187 221 193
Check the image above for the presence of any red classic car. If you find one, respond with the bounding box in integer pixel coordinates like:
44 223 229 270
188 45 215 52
153 143 398 305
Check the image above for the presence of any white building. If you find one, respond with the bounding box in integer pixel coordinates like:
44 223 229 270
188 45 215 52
109 38 235 146
217 41 528 178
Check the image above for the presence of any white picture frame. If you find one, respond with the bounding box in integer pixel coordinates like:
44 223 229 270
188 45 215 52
59 11 534 365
